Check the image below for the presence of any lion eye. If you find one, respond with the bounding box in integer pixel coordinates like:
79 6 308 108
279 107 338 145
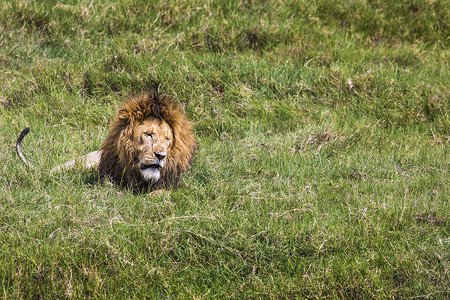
145 133 153 138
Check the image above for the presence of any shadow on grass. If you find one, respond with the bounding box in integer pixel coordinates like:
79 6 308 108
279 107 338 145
63 168 179 195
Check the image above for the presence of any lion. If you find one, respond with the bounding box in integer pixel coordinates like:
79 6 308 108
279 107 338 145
16 92 198 192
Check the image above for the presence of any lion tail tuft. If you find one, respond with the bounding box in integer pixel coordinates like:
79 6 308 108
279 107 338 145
16 127 34 168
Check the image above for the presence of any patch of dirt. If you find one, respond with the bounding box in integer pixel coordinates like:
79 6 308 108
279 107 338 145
296 130 349 152
415 212 445 227
0 97 13 108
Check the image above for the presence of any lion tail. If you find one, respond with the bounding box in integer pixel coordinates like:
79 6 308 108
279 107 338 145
16 127 34 168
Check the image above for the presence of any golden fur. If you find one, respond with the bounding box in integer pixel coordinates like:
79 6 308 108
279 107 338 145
98 92 197 191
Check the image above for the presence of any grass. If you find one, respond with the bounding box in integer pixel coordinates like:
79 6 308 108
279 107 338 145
0 0 449 298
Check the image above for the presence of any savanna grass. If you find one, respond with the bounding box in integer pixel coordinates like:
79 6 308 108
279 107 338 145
0 0 448 298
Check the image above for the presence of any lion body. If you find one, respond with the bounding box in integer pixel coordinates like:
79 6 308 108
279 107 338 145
52 150 101 172
51 92 197 191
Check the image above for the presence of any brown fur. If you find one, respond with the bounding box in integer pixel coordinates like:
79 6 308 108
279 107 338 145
98 92 197 191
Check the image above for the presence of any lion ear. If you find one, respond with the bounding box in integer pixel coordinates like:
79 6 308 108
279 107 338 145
118 109 131 123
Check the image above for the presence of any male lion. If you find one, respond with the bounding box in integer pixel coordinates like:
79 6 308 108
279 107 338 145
16 92 197 192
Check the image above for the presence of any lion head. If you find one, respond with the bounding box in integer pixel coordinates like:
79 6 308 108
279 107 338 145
98 92 197 191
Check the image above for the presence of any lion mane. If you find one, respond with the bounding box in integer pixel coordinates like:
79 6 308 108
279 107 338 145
98 92 197 191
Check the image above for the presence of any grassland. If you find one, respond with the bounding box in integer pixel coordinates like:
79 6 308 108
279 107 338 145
0 0 449 298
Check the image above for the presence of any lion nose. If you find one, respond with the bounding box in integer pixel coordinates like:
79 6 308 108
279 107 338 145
154 152 167 161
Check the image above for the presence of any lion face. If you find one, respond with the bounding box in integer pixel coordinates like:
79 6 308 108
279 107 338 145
99 92 197 191
132 117 173 183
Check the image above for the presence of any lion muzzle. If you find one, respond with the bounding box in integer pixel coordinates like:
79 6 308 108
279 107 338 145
139 159 165 183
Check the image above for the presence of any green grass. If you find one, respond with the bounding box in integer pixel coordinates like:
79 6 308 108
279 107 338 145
1 0 449 298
